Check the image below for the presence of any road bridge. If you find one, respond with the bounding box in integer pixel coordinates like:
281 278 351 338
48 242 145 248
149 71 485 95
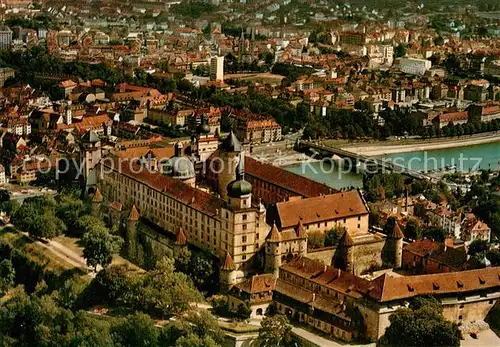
297 140 431 181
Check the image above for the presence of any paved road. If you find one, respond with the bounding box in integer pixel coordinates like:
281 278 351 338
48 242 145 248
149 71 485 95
18 230 96 275
461 328 500 346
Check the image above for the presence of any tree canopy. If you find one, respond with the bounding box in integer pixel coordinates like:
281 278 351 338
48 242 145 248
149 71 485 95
11 196 66 239
259 314 294 347
82 223 123 270
380 296 460 346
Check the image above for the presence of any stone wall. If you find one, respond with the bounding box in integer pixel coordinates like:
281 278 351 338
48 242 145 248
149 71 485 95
307 247 336 264
351 239 385 275
308 239 387 276
443 297 499 324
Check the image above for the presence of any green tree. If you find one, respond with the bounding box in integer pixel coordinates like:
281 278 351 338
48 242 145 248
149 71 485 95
325 226 344 246
111 313 159 347
259 314 293 347
0 189 10 203
82 225 123 271
434 36 445 46
90 265 131 305
160 309 224 346
0 259 15 295
369 208 382 227
395 43 407 58
174 247 192 274
237 302 252 320
414 202 428 219
405 220 421 240
55 194 87 234
380 296 460 346
11 196 66 239
468 239 489 256
70 311 114 347
130 258 203 317
423 227 447 243
307 230 325 250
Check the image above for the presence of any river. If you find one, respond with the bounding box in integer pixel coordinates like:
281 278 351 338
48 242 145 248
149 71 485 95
285 141 500 190
381 141 500 173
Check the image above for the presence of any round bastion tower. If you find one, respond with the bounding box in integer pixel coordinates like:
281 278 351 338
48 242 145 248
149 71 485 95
388 223 404 268
220 252 237 290
339 230 354 274
218 131 243 201
265 223 282 277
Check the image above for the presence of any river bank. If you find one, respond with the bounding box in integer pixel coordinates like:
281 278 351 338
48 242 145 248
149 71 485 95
341 132 500 157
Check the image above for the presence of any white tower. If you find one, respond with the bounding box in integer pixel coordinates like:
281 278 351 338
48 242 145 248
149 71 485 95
81 131 102 191
210 55 224 82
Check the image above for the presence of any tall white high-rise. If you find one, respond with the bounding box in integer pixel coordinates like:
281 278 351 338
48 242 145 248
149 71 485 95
210 56 224 82
0 26 12 50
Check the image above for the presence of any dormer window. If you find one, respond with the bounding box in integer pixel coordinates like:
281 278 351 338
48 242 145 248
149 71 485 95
432 282 440 290
479 277 486 285
457 281 463 288
407 284 414 292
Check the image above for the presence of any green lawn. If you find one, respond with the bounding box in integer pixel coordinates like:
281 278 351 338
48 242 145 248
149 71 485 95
0 228 78 274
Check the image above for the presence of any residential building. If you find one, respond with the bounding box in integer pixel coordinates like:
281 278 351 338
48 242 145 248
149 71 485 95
0 67 15 87
402 239 468 274
228 273 276 318
0 26 13 50
210 56 224 82
398 58 432 76
229 110 282 144
0 164 6 185
432 111 469 128
462 217 491 246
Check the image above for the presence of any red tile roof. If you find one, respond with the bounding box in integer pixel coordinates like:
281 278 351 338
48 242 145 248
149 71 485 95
109 201 123 211
235 273 276 294
369 266 500 302
389 223 404 239
221 252 236 271
92 188 103 203
245 156 335 198
437 111 468 123
276 190 368 229
101 157 223 217
267 223 281 242
281 257 371 300
128 204 140 221
175 227 187 245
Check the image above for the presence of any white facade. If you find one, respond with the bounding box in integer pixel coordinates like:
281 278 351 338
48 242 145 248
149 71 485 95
0 165 6 185
0 27 13 50
398 58 432 76
210 56 224 81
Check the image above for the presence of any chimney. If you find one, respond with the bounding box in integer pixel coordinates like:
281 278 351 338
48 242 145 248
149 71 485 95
405 188 409 213
312 293 316 302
